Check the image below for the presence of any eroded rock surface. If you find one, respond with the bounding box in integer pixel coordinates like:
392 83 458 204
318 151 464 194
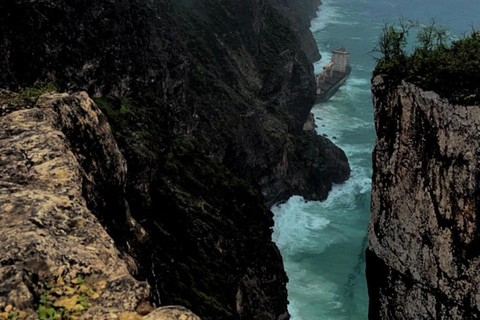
0 91 150 317
0 92 202 319
368 75 480 319
0 0 350 319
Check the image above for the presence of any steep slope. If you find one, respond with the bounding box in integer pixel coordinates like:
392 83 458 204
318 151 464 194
0 0 349 319
367 75 480 319
272 0 322 63
0 0 349 204
0 91 202 319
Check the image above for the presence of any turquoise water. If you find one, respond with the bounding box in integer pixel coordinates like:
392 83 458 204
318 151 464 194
272 1 480 319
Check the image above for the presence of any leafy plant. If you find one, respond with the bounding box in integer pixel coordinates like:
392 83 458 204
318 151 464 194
18 80 56 104
373 19 480 105
38 306 47 320
73 277 84 285
37 275 99 319
77 296 88 310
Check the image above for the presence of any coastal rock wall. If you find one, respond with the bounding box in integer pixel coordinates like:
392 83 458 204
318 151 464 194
0 0 348 205
367 75 480 319
0 0 349 319
271 0 322 63
0 90 290 320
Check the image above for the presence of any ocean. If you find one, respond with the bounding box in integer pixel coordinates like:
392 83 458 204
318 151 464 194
271 0 480 319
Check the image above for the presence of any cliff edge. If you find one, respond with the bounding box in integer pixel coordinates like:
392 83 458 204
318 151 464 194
368 75 480 319
0 0 349 204
0 0 349 319
0 91 201 319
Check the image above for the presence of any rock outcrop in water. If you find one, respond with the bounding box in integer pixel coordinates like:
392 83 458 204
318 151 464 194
367 75 480 319
0 0 349 319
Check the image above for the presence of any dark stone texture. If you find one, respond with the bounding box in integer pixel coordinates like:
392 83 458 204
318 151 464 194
0 1 349 319
0 0 346 204
271 0 322 63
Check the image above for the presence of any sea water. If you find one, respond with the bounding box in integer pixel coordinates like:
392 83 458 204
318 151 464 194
272 0 480 319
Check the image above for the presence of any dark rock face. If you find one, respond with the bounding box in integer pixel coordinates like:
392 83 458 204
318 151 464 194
98 97 291 320
272 0 322 63
0 0 186 98
0 0 349 319
368 75 480 319
0 0 348 204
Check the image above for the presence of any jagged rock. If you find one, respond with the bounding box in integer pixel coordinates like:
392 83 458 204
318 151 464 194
0 90 288 320
0 91 150 318
0 0 350 319
0 0 348 205
303 112 316 132
367 75 480 319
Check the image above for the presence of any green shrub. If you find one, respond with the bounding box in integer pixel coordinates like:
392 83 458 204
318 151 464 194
373 19 480 105
19 81 56 102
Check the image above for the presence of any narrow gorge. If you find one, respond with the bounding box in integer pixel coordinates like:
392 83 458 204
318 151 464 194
0 0 350 319
4 0 480 318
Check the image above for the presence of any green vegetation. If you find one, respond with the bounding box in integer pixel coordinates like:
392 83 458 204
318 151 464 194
36 275 101 320
373 19 480 105
0 81 56 108
94 95 164 158
18 81 56 103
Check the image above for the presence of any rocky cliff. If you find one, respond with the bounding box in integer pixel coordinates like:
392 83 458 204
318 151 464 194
0 91 201 319
271 0 322 63
0 0 349 204
0 0 349 319
367 75 480 319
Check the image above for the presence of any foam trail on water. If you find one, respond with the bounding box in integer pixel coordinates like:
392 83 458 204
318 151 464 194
310 3 343 33
273 0 480 318
272 0 375 318
273 197 331 255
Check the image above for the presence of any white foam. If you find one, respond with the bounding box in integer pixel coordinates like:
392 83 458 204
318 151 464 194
272 160 372 318
346 77 370 86
272 197 331 255
273 162 372 252
312 104 372 140
310 2 344 33
284 260 344 320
